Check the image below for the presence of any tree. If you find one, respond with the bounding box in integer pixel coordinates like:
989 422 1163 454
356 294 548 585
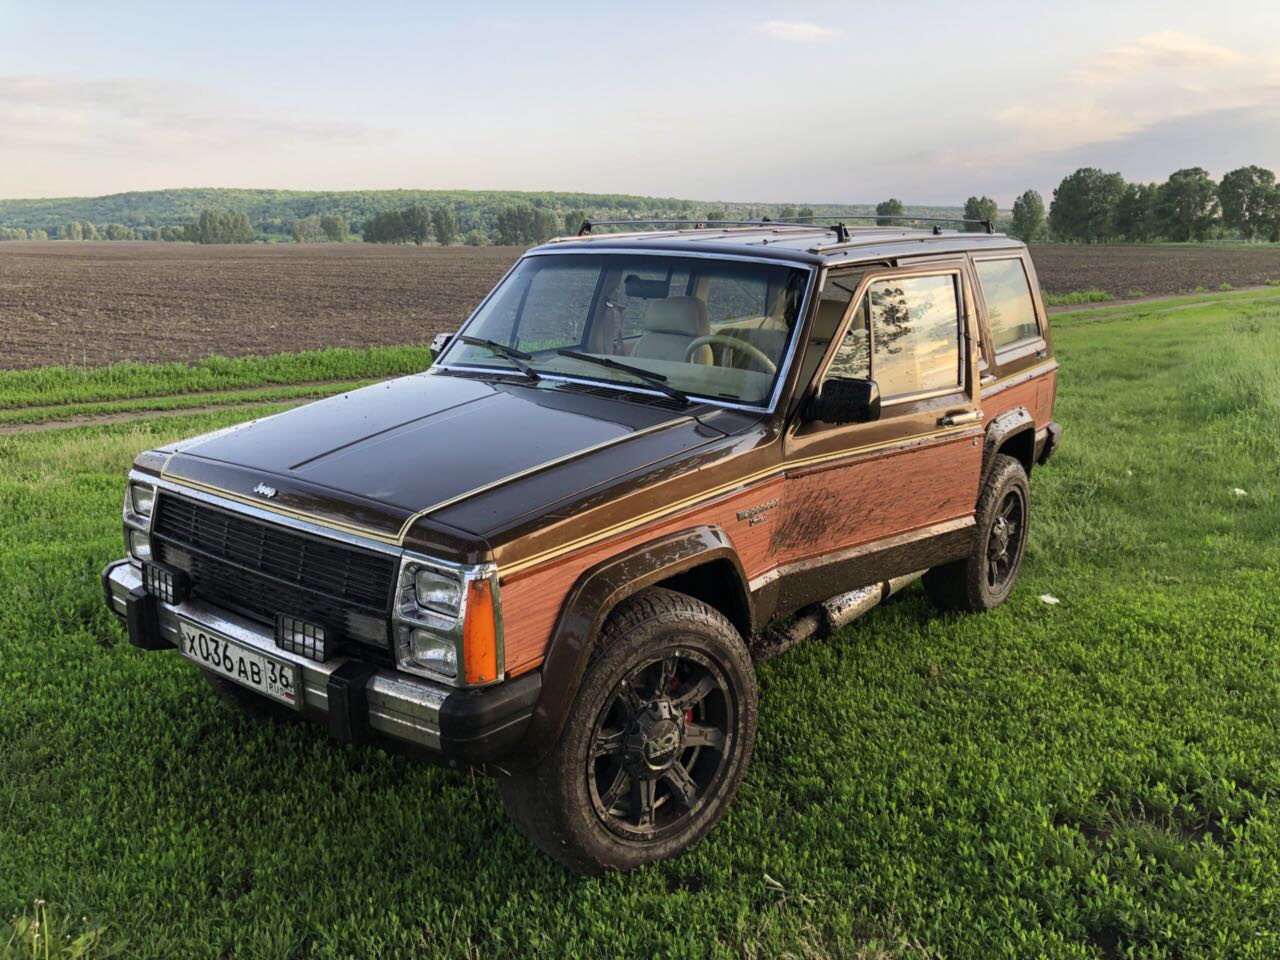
362 209 408 243
431 206 457 246
185 209 255 244
562 209 587 234
464 228 487 246
103 223 134 240
1048 168 1126 242
777 204 798 220
403 204 432 245
80 221 98 240
531 208 560 243
292 216 323 243
1218 166 1276 240
796 207 815 219
1114 183 1159 241
962 196 998 231
1155 167 1218 242
1009 190 1045 243
875 198 905 226
703 208 726 223
65 221 83 241
495 204 532 244
320 213 347 242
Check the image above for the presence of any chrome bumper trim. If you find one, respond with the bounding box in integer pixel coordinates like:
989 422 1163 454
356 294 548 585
105 561 447 750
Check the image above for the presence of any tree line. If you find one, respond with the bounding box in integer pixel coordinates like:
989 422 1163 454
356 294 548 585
1001 165 1278 244
4 171 1279 245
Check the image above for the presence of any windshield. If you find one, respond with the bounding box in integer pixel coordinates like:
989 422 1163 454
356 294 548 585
438 253 812 407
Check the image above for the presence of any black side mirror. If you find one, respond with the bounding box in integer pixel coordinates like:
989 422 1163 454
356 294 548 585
806 377 881 424
430 331 456 356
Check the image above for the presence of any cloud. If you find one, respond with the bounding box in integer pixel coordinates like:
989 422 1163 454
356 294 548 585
995 32 1269 160
754 20 841 42
0 74 386 153
1073 30 1244 85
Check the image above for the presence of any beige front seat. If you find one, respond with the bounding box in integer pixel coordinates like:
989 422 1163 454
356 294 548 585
630 297 713 365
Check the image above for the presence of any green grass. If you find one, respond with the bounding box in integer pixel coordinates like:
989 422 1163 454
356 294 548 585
3 291 1280 957
0 345 431 410
0 380 383 426
1042 288 1112 306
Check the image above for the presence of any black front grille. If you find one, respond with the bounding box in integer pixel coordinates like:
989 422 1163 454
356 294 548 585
152 493 398 660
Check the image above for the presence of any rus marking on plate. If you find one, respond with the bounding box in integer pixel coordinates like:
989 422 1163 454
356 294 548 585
737 498 778 526
253 482 277 499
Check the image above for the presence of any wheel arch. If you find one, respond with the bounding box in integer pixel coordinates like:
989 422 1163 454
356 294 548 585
983 408 1036 489
508 525 752 766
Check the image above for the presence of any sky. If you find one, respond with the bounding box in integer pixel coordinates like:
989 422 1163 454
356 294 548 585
1 0 1278 205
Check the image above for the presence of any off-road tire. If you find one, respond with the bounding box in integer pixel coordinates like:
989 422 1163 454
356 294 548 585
923 453 1030 612
497 587 758 874
201 669 303 724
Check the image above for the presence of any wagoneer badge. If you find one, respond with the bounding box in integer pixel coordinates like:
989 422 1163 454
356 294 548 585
253 482 278 499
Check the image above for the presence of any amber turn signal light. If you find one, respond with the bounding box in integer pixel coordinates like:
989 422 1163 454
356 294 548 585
463 578 498 685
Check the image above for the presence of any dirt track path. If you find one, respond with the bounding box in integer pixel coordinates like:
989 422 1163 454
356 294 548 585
0 397 312 435
1046 284 1272 314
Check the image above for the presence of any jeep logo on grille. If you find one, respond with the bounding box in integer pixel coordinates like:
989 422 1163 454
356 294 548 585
253 482 278 499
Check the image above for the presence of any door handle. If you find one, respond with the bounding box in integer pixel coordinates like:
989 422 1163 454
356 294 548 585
938 410 983 427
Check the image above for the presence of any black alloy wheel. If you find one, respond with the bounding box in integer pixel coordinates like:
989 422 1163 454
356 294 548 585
587 648 737 841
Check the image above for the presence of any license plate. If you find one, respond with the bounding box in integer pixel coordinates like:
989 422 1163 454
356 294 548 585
178 619 302 709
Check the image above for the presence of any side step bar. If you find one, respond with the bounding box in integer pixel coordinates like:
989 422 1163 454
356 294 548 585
755 571 926 660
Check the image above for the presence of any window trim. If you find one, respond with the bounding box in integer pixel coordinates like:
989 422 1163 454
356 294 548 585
811 264 971 407
971 254 1045 356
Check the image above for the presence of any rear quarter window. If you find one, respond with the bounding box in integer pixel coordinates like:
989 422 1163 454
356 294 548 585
975 258 1041 351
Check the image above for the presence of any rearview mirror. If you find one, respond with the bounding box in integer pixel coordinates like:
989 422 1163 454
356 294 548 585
623 274 669 299
430 331 455 356
805 377 881 424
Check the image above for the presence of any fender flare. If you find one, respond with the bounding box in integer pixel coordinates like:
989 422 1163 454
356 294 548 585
982 407 1035 489
508 525 749 765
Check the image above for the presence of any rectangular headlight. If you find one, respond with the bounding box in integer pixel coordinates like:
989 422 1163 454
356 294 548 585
414 566 462 617
407 628 457 677
130 482 155 518
127 528 152 562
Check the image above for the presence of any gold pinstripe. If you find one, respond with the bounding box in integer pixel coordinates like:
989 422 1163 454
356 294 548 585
980 359 1058 395
498 423 979 578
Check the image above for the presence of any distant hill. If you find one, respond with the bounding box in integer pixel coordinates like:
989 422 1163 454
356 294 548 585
0 188 969 240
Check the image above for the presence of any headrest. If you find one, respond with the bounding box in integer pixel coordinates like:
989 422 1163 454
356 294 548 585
643 296 708 336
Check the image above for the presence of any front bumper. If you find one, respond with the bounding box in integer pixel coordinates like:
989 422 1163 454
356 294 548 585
102 559 538 765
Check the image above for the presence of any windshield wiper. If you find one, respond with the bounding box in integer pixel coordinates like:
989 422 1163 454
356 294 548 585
555 349 689 405
457 336 541 381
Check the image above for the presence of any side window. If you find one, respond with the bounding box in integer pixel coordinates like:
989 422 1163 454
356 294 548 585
868 274 963 397
797 271 862 389
826 296 870 380
975 258 1040 350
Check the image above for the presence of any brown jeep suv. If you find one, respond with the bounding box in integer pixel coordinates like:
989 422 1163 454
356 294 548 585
104 219 1060 872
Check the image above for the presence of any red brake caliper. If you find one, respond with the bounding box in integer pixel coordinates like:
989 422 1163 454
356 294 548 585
671 673 693 723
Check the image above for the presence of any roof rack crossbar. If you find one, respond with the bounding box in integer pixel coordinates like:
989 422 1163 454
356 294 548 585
575 215 993 239
576 217 845 236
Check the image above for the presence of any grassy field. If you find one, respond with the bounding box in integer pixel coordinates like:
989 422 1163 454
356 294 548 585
3 290 1279 958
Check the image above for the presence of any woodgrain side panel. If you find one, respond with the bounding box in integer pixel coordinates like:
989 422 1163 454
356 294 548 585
983 368 1056 426
770 434 981 568
500 477 785 676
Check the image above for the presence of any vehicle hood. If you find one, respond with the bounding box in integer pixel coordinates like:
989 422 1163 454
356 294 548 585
161 372 730 545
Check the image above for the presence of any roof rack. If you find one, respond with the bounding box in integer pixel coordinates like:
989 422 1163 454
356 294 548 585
574 214 995 242
576 218 852 242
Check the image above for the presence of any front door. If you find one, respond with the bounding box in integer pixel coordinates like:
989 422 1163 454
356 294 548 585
769 263 984 610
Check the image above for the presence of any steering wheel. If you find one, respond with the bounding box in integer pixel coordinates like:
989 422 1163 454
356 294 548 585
684 335 777 375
